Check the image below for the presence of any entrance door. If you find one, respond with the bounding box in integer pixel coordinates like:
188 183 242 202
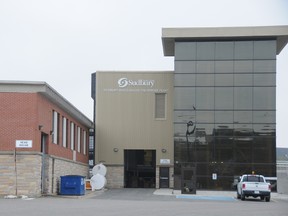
159 167 169 188
41 133 48 194
124 150 156 188
181 167 196 194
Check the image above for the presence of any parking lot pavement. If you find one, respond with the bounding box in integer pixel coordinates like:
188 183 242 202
86 188 288 202
1 189 288 216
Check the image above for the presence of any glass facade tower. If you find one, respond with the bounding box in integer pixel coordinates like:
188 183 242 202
173 40 277 190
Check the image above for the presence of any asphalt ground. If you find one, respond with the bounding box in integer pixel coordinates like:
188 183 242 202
1 189 288 216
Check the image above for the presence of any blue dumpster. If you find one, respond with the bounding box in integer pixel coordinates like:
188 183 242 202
60 175 85 195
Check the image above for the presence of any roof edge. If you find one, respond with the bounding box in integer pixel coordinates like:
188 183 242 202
0 80 93 128
162 25 288 56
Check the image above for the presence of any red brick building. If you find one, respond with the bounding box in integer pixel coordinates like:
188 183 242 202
0 81 93 196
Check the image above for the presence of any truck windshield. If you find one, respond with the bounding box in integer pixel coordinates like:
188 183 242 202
243 176 264 182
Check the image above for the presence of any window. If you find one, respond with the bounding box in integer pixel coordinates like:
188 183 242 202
70 122 74 150
52 111 59 144
77 126 81 152
197 42 215 60
215 61 233 73
174 74 196 86
83 130 87 155
215 42 234 60
253 40 276 59
62 117 68 147
155 93 166 119
196 61 214 73
196 87 214 109
234 41 253 59
215 87 233 109
215 74 233 86
234 87 253 109
175 61 197 73
196 74 214 86
175 42 196 60
234 74 253 86
253 87 276 109
254 60 276 73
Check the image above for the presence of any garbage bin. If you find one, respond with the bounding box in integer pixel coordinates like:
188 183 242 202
60 175 85 195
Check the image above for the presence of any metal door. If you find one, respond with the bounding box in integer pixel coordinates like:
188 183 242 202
159 167 169 188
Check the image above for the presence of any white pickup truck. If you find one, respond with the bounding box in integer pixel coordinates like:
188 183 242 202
237 174 271 202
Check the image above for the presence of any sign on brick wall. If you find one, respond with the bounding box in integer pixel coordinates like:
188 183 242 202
15 140 32 148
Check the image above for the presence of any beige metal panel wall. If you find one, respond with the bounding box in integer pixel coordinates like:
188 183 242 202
95 71 174 165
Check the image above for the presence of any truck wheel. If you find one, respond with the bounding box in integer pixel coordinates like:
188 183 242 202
241 193 245 201
260 196 264 200
265 196 270 202
237 192 240 199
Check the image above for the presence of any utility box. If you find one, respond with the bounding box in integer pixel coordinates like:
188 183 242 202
60 175 85 196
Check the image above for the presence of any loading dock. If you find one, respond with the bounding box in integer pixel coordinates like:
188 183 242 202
124 150 156 188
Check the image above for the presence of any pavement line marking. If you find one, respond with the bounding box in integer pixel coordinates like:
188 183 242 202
176 195 236 201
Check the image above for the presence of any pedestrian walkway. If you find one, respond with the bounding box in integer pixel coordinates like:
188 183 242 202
153 189 236 201
153 189 288 201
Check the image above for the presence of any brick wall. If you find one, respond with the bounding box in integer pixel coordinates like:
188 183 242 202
0 152 89 196
0 92 89 163
0 91 91 196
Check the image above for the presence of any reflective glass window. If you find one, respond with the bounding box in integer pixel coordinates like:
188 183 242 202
215 87 233 109
253 87 276 109
215 42 234 60
254 74 276 86
215 74 233 86
234 111 252 124
234 60 253 73
196 61 214 73
215 111 233 123
174 74 196 86
253 111 276 123
175 42 196 60
196 42 215 60
214 124 233 136
174 87 196 109
195 124 214 136
196 111 214 123
215 61 233 73
234 74 253 86
196 74 214 86
234 87 253 109
175 61 197 73
214 137 234 162
254 60 276 73
254 40 276 59
174 123 192 137
196 87 214 109
233 124 253 136
194 144 210 162
234 41 253 59
253 124 275 136
234 138 253 162
174 111 196 123
254 137 276 163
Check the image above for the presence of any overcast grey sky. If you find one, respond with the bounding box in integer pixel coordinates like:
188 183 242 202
1 0 287 147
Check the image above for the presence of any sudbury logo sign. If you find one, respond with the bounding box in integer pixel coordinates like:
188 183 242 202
118 78 154 88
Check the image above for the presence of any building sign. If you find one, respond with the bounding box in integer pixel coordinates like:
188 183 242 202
118 77 154 88
16 140 32 148
103 77 168 93
160 159 171 164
